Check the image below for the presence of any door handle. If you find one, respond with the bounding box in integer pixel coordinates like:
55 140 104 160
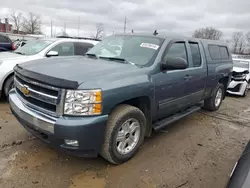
184 75 192 80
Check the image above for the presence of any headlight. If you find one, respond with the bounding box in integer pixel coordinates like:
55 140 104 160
64 89 102 115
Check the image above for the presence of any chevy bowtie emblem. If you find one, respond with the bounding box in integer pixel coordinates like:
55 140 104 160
21 86 30 96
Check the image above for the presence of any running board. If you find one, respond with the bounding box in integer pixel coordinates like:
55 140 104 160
153 105 201 131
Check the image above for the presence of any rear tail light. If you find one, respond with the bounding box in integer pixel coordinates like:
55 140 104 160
11 43 16 50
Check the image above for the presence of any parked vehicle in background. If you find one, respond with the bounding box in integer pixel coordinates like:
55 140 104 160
0 33 15 52
9 34 232 164
226 140 250 188
13 39 27 49
227 58 250 97
0 37 99 98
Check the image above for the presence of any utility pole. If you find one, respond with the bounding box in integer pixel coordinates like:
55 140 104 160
124 16 127 33
78 16 80 37
51 20 53 37
64 21 66 34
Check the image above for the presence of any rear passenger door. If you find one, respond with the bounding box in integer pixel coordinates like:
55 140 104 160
74 42 94 56
184 40 207 106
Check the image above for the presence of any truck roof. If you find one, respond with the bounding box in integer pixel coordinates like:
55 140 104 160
114 33 227 46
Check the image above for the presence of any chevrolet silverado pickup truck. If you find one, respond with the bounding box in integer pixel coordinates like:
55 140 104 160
9 34 233 164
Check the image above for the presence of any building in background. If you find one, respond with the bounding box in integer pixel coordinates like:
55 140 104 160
0 18 12 33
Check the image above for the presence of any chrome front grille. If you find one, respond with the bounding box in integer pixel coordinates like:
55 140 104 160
14 72 64 116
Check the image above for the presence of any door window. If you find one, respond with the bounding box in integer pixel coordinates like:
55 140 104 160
165 42 188 62
0 35 10 43
49 42 74 56
189 42 201 67
75 42 94 55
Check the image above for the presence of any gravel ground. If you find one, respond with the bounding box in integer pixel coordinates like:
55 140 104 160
0 95 250 188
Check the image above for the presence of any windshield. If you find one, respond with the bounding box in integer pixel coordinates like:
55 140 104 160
87 35 163 66
233 60 249 69
14 40 54 55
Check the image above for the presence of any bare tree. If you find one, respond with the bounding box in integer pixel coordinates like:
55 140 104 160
9 11 23 34
193 27 223 40
232 32 246 54
246 32 250 54
22 12 42 34
93 23 104 40
246 32 250 45
57 29 69 37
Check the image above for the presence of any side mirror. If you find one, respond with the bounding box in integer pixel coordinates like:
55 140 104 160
46 51 59 57
162 57 188 70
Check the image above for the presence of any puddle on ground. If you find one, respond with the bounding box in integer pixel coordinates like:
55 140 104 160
0 151 19 179
69 171 106 188
19 147 58 169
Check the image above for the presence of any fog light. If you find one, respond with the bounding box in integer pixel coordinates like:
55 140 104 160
64 139 79 147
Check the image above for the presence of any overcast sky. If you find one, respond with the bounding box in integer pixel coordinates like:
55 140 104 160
0 0 249 39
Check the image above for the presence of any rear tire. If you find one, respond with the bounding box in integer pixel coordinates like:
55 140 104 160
100 104 146 164
4 76 14 97
203 83 224 111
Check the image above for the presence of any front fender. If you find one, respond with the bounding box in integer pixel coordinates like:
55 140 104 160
101 75 154 115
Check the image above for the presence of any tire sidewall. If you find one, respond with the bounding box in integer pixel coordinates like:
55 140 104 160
212 84 224 110
109 110 146 164
243 86 248 97
4 76 14 97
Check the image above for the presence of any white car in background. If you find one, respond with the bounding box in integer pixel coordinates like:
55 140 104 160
227 58 250 97
0 37 99 98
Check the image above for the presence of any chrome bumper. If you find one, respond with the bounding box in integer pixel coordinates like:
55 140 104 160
9 90 55 133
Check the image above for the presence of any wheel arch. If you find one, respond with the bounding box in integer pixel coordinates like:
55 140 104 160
1 72 14 97
111 96 152 137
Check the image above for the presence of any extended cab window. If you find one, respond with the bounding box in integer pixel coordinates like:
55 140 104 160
189 42 201 67
50 42 74 56
75 42 94 55
208 45 221 60
165 42 188 62
219 46 229 59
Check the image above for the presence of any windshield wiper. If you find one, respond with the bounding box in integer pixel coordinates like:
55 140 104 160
99 56 135 66
85 53 98 58
14 51 25 55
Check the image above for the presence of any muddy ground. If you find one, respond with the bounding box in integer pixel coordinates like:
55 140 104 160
0 95 250 188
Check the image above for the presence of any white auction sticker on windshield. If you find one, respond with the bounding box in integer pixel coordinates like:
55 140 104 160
140 43 159 50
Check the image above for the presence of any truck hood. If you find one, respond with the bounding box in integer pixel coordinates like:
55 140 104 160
16 56 139 89
233 67 248 73
0 52 29 61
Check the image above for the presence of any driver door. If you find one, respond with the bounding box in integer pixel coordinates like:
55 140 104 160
153 40 192 119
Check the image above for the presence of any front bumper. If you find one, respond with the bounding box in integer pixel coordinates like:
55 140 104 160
9 90 108 157
227 80 248 96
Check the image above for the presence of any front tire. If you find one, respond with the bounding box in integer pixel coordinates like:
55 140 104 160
100 104 146 164
203 83 224 111
4 76 14 97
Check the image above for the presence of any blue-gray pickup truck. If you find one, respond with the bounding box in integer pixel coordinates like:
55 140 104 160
9 34 233 164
